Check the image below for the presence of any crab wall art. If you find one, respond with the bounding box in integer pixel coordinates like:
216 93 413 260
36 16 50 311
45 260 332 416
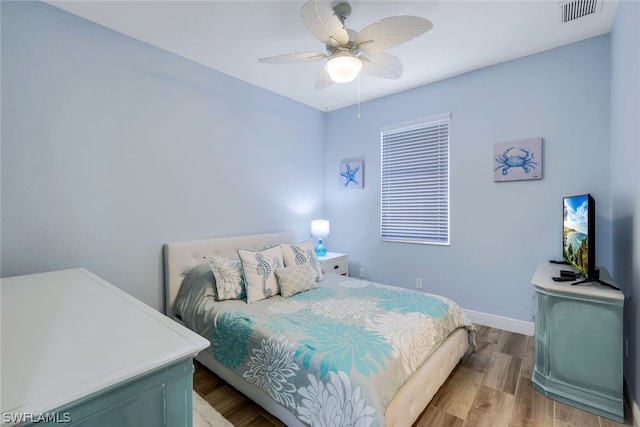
493 138 543 182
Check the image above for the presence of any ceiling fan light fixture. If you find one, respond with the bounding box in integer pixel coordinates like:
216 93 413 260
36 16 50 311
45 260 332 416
325 53 362 83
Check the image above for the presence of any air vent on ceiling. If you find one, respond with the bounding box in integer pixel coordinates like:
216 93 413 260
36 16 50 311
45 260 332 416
560 0 599 23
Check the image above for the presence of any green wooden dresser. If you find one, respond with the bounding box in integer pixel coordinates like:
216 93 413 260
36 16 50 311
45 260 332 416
1 268 209 426
531 261 624 422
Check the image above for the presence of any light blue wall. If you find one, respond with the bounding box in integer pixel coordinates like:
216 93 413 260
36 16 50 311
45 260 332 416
324 35 612 323
2 0 636 410
0 1 325 310
610 0 640 407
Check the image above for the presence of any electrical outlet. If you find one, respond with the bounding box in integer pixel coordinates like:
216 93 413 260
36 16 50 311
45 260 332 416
416 278 423 289
359 268 365 279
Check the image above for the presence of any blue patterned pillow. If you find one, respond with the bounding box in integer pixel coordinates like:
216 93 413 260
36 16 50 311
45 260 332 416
238 245 284 303
280 240 323 281
204 255 246 301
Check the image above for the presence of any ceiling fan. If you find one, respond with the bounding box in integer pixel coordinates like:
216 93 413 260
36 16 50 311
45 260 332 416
258 0 433 89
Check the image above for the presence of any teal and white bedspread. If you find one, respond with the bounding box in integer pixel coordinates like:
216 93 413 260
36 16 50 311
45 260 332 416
176 272 476 426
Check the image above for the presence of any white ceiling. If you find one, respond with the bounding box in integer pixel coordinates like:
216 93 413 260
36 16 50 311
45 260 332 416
45 0 619 111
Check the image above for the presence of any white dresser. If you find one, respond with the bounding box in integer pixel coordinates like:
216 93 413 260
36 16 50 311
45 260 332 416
1 268 209 426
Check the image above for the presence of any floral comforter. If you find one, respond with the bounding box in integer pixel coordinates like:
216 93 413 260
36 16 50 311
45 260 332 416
177 272 476 426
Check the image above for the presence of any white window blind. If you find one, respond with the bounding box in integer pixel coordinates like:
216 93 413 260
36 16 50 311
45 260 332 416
380 114 450 245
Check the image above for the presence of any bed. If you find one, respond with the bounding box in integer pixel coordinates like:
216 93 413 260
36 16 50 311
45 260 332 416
164 231 476 427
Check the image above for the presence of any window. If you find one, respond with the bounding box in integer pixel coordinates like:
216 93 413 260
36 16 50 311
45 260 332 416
380 113 450 245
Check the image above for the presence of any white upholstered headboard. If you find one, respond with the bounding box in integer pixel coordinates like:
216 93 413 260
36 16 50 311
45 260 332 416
163 231 296 319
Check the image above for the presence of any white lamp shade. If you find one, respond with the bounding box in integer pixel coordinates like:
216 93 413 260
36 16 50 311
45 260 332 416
310 219 330 239
325 53 362 83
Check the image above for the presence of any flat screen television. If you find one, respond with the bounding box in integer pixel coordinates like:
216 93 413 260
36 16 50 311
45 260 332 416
562 194 618 289
562 194 594 278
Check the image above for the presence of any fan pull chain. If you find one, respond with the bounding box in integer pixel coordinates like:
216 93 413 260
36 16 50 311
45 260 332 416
357 72 361 119
325 69 330 113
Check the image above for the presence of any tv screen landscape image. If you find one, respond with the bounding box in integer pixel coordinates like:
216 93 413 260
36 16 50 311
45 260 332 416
563 194 594 278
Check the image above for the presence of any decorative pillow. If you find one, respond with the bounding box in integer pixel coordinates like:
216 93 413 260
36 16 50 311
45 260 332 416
204 255 245 301
174 263 217 319
280 240 324 281
238 245 284 303
275 264 318 297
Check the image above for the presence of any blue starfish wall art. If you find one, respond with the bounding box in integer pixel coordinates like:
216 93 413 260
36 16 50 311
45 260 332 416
340 161 363 189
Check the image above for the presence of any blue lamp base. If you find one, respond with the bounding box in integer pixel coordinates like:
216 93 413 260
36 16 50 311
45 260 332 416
314 238 327 257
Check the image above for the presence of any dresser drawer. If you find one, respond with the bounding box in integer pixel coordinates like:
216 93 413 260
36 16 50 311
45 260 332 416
320 255 349 276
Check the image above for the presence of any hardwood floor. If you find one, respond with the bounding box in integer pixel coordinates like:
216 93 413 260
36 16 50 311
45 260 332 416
193 325 632 426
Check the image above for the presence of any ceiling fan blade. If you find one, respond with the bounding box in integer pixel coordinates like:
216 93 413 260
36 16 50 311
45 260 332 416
360 53 403 79
355 16 433 54
314 67 334 90
258 52 328 63
301 0 350 48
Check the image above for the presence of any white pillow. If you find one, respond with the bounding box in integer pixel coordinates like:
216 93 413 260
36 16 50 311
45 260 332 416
238 245 284 303
280 240 324 281
204 256 245 301
275 264 318 297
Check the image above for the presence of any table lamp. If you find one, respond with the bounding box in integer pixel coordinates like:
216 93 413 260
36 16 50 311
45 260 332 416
310 219 330 256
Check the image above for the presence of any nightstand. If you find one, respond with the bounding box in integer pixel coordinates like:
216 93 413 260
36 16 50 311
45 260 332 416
318 252 349 276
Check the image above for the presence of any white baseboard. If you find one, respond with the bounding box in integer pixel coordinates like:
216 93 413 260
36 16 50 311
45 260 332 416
463 309 535 336
626 378 640 427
